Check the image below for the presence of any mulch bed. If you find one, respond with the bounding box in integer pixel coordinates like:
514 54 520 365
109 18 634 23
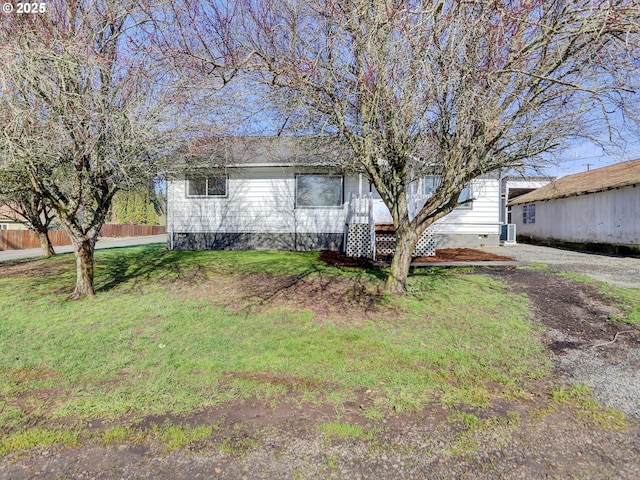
319 248 515 267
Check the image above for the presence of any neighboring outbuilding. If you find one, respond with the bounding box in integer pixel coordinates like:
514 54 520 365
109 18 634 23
166 137 503 256
509 159 640 254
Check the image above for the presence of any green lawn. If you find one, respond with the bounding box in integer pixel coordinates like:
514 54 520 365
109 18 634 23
0 245 550 454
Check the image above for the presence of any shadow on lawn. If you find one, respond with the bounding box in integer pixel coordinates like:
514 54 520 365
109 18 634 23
227 259 400 319
94 244 187 293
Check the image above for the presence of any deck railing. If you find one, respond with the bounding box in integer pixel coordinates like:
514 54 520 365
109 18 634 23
346 192 372 225
345 193 376 259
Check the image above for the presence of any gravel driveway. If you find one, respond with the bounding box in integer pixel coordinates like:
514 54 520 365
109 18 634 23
481 243 640 288
484 243 640 424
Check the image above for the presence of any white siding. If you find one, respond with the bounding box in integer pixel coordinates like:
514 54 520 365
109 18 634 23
433 179 500 235
168 168 359 235
168 171 500 237
370 178 500 235
512 185 640 245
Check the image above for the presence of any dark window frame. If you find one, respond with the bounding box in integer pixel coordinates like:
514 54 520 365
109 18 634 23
295 174 344 208
522 203 536 224
186 174 228 198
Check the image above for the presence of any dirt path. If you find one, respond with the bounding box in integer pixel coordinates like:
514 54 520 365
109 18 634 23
488 267 640 418
3 262 640 479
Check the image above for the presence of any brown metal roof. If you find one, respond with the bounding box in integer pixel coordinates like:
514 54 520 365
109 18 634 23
509 158 640 205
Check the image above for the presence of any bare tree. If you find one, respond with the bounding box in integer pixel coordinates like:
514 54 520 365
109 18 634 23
0 163 58 257
168 0 640 293
0 1 200 297
0 195 56 258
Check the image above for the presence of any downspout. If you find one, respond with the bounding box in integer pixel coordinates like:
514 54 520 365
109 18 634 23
167 178 174 250
499 170 506 225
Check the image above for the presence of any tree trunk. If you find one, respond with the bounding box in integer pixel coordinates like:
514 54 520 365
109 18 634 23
36 230 55 258
69 236 96 299
384 226 419 294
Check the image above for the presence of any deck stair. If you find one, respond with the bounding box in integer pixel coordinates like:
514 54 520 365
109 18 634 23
374 223 437 259
374 224 397 258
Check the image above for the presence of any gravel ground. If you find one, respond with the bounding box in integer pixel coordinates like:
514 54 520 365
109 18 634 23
483 243 640 419
481 243 640 288
552 329 640 418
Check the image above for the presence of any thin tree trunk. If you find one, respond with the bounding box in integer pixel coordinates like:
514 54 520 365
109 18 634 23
69 236 96 299
36 230 55 258
384 226 419 294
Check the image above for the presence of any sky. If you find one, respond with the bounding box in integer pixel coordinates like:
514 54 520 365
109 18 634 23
543 138 640 179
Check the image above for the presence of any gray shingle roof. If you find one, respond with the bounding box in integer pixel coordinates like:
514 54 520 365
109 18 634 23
177 136 352 169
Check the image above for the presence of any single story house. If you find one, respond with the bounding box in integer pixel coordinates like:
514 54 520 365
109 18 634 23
166 137 502 255
509 158 640 253
0 204 28 231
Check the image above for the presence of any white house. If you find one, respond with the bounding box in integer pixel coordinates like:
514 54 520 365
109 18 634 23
166 137 502 255
509 158 640 253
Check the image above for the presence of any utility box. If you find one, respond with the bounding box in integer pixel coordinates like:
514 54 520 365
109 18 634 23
500 224 516 245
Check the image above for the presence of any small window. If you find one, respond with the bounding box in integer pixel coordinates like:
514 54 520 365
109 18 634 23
523 203 535 224
423 175 440 196
187 174 227 197
295 174 343 208
456 184 473 210
422 175 472 209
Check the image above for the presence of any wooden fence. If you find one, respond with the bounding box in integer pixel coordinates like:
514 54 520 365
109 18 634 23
0 224 166 251
0 230 72 251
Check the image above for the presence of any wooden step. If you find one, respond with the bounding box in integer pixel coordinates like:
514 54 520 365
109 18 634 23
375 223 395 234
375 225 397 257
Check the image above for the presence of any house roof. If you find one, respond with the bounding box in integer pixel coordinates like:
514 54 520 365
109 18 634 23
509 159 640 205
175 136 353 170
0 204 25 222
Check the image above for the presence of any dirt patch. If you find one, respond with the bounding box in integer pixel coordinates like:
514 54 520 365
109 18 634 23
0 258 70 278
320 248 515 267
173 269 396 323
486 268 640 351
412 247 515 263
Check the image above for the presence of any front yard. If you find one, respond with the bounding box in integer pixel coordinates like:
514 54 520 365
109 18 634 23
1 244 638 478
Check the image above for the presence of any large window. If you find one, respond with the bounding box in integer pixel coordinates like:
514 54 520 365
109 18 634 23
187 174 227 197
423 175 473 209
523 203 535 224
295 174 343 208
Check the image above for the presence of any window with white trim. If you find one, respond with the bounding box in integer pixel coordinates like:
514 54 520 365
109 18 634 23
422 175 473 209
187 174 227 197
295 174 343 208
522 203 535 224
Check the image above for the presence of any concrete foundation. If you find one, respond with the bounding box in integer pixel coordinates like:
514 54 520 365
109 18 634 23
169 232 343 252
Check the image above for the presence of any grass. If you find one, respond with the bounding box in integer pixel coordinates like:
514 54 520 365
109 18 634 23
0 244 550 456
151 422 215 451
550 384 627 430
0 428 80 456
318 422 378 441
558 272 640 324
